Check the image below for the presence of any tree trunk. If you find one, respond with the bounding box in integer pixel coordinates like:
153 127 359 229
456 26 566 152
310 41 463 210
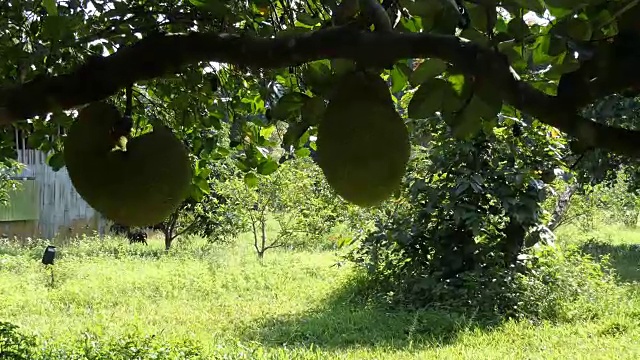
164 234 173 251
548 183 579 231
162 208 181 251
163 229 173 251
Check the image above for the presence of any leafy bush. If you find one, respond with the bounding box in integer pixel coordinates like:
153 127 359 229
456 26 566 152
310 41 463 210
41 332 204 359
548 170 640 231
348 242 623 324
0 321 37 359
345 115 597 321
0 324 204 360
0 159 24 206
513 244 622 323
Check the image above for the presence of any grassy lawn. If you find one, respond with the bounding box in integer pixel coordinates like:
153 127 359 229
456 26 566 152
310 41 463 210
1 225 640 359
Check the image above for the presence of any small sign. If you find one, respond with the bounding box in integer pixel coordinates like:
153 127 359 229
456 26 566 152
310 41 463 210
42 245 56 265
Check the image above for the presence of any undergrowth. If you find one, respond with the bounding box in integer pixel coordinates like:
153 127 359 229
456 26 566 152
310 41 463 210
1 226 639 359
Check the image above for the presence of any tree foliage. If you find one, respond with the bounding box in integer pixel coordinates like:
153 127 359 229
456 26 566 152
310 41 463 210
1 0 639 170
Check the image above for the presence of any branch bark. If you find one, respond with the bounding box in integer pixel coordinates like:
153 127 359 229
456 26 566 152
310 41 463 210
1 26 640 156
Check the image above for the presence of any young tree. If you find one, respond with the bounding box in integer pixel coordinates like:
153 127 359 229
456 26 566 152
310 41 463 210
218 157 358 259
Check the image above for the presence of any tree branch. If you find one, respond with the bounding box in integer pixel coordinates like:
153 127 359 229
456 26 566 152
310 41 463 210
1 26 640 156
174 218 199 239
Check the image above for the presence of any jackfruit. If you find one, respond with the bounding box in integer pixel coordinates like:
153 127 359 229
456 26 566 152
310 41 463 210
316 71 410 207
63 102 192 226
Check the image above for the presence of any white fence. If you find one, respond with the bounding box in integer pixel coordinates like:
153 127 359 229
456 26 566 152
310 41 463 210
15 149 107 239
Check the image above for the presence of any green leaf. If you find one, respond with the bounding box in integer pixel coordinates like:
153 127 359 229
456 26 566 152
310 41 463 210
447 74 467 97
244 172 259 187
43 0 58 15
46 152 65 171
257 159 279 175
459 28 490 46
397 16 424 33
469 94 500 121
259 125 276 139
408 78 457 119
507 18 530 42
443 74 470 114
204 136 219 155
188 0 230 16
27 132 47 150
537 35 567 58
297 129 311 147
446 109 483 140
336 236 354 248
194 176 211 194
465 3 496 32
474 80 504 119
297 13 321 26
41 16 66 41
403 0 442 17
330 59 356 75
551 17 593 42
235 159 249 172
302 60 334 96
545 52 581 79
410 59 448 87
390 63 410 93
189 185 206 202
205 112 224 130
211 147 230 160
270 92 310 122
294 147 311 158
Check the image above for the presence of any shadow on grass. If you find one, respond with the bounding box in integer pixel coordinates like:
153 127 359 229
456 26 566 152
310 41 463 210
580 238 640 283
241 278 499 350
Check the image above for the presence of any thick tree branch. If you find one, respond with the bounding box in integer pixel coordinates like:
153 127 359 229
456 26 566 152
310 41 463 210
557 32 640 109
1 26 640 156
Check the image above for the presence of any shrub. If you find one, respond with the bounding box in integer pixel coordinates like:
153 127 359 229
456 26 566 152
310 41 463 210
512 244 621 322
0 321 37 360
0 324 205 360
348 241 623 324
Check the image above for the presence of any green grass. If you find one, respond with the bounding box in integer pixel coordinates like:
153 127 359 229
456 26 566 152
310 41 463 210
1 226 640 359
556 224 640 283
